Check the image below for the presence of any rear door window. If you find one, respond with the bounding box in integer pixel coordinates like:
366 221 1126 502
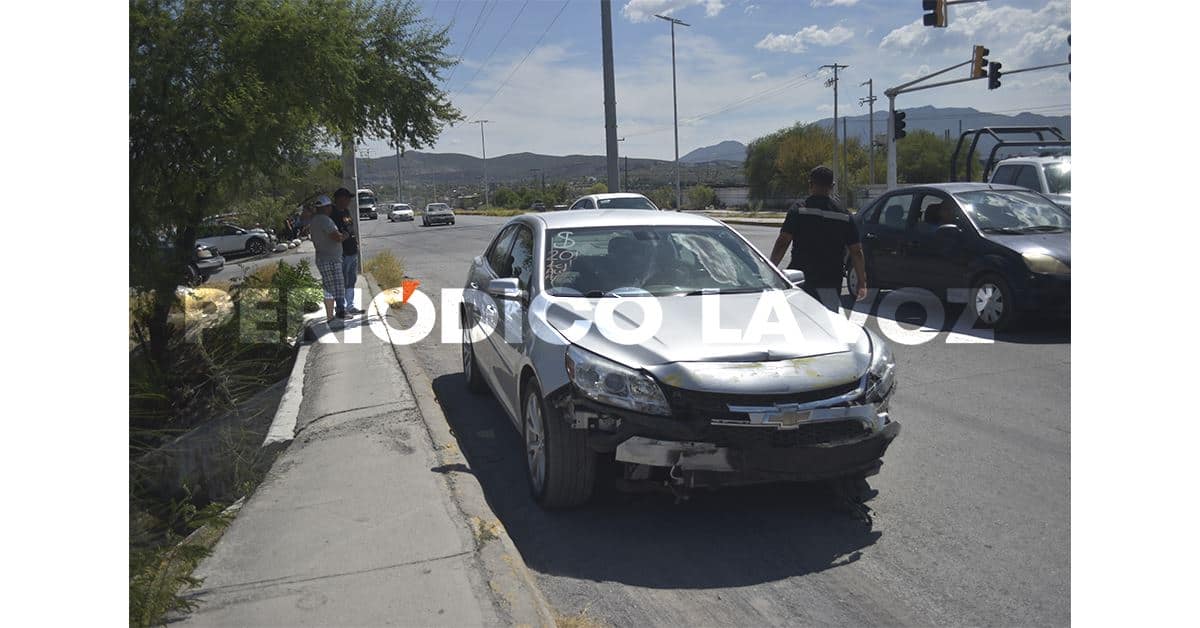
877 194 914 230
991 164 1019 185
1013 166 1041 192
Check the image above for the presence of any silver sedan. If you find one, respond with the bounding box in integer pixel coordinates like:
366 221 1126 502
460 210 899 508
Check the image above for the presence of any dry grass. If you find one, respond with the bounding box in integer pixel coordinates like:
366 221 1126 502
365 251 406 289
455 207 528 217
554 607 606 628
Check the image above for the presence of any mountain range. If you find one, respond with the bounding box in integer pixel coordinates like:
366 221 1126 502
814 105 1070 145
353 105 1068 190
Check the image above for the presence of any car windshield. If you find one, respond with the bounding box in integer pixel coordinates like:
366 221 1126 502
428 204 449 212
543 225 790 297
596 196 657 210
954 189 1070 233
1043 163 1071 194
359 194 376 205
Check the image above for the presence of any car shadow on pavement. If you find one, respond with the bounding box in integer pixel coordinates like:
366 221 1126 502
841 289 1070 346
431 372 882 590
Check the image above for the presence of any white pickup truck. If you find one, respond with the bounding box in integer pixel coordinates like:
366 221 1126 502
988 155 1071 212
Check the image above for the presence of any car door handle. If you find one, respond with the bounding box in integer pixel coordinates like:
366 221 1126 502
864 233 878 240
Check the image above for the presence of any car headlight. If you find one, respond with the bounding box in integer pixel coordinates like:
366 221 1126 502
863 329 896 403
565 345 671 416
1023 251 1070 275
196 248 213 259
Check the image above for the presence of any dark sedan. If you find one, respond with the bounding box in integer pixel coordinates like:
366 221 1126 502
848 183 1069 329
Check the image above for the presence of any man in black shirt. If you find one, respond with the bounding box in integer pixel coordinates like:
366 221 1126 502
769 166 868 311
331 188 362 315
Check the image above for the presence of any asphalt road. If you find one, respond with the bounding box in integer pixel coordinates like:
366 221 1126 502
359 214 1070 626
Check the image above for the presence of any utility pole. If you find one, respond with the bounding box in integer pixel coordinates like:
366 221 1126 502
655 13 690 210
859 79 876 185
394 143 404 203
821 63 848 187
474 119 491 207
340 136 362 272
601 0 620 193
842 117 848 197
617 137 627 192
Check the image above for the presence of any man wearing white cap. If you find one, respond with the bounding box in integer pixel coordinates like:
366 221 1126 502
310 195 349 322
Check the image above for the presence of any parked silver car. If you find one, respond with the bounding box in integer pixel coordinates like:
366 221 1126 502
460 210 899 508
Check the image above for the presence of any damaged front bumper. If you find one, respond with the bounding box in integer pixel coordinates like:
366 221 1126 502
548 378 900 487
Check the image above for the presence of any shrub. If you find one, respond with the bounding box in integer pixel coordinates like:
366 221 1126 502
365 251 407 292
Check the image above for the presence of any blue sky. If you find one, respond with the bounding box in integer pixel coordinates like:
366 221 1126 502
360 0 1071 161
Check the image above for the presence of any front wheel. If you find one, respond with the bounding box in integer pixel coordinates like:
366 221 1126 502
523 380 595 509
972 273 1020 330
246 238 267 256
461 313 488 394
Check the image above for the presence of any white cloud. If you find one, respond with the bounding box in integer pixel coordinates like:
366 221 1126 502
756 25 853 53
622 0 726 22
750 71 767 80
744 3 759 15
879 20 929 51
812 0 860 6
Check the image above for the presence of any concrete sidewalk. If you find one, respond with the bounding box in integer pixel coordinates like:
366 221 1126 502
180 299 546 626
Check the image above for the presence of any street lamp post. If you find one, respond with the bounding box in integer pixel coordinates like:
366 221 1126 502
654 13 689 210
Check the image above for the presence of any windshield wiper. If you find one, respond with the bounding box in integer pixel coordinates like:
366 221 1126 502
980 226 1024 235
584 290 622 298
682 287 768 296
1018 225 1068 232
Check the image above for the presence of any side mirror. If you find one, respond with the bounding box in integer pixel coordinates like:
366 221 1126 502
935 224 962 239
486 277 525 300
784 269 806 287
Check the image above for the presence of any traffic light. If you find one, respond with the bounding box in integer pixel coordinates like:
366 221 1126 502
893 110 907 140
922 0 947 27
988 62 1003 90
971 45 989 79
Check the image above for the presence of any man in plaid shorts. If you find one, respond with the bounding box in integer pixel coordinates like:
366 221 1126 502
310 195 349 321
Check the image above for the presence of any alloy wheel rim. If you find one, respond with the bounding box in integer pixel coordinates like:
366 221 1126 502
525 394 546 493
975 283 1004 324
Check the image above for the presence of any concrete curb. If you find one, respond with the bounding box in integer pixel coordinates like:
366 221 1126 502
362 273 558 628
260 311 324 448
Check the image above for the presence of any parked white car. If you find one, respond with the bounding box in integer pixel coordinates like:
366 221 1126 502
568 192 660 211
388 203 415 222
196 222 275 257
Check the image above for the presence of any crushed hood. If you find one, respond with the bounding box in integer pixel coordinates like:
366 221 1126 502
542 290 870 393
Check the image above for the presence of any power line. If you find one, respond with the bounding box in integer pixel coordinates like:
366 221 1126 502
443 0 496 87
469 0 570 120
622 67 829 139
449 0 531 98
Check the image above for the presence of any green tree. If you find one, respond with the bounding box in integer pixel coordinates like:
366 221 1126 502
587 182 608 194
130 0 459 365
491 187 517 208
647 186 677 210
686 184 718 209
896 130 956 183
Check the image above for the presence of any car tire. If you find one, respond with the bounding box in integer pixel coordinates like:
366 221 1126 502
246 237 267 256
523 379 595 509
972 273 1020 330
846 263 864 300
186 265 203 287
461 312 489 395
450 220 455 225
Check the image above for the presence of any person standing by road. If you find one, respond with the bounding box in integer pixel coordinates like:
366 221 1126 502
310 195 349 322
331 188 362 314
769 166 868 311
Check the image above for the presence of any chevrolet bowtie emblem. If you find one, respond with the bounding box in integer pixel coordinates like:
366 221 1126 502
727 403 813 429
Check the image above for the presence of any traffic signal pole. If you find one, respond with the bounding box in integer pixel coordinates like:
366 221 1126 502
885 59 971 188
